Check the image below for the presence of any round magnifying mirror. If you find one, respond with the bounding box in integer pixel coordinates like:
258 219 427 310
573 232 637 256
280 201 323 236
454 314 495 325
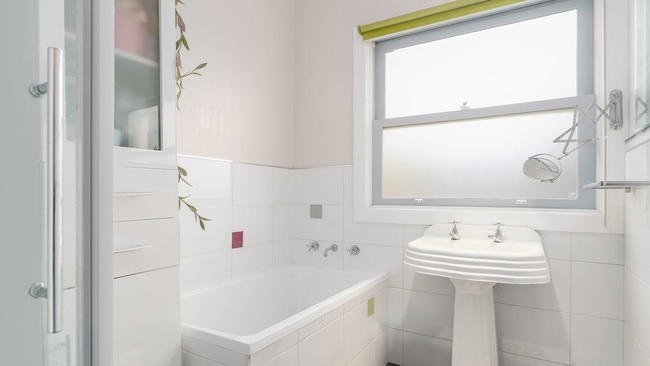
522 154 562 183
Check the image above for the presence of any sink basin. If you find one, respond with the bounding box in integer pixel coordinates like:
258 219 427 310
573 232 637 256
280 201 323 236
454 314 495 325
406 223 550 366
405 224 550 285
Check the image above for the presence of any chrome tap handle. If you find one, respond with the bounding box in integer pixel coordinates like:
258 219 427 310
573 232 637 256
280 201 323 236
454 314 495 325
449 221 461 240
307 241 320 252
490 223 505 243
347 245 360 256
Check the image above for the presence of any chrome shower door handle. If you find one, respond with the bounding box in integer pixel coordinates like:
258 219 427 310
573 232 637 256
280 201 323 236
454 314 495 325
30 47 64 334
47 47 64 334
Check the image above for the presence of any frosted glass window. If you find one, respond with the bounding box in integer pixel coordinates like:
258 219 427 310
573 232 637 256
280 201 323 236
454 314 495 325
383 10 577 118
382 110 580 200
371 0 595 209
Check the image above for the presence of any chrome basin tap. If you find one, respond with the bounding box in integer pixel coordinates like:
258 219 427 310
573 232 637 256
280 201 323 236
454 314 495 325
489 223 505 243
449 221 461 240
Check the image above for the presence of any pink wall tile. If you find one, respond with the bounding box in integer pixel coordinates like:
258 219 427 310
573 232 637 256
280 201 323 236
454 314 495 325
232 231 243 249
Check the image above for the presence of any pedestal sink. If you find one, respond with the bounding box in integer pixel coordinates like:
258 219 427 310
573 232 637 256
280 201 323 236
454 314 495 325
405 224 550 366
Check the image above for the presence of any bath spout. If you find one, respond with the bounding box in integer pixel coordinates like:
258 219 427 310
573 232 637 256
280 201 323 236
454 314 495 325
323 244 338 257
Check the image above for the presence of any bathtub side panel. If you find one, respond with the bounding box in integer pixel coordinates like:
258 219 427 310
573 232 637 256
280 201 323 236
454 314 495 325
181 267 389 365
182 336 248 366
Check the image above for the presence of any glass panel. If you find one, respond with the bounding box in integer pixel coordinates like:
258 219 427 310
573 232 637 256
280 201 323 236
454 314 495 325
382 109 581 200
634 0 650 129
2 0 88 364
114 0 161 150
384 10 577 118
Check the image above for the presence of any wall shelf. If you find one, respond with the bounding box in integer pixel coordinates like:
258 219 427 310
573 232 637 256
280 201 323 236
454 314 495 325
583 181 650 192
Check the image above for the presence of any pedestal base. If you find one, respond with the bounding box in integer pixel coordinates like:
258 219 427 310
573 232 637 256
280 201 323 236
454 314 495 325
450 279 498 366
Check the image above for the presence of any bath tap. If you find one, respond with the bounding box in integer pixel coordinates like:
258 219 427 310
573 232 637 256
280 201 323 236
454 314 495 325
306 241 320 252
489 222 505 243
449 220 461 240
323 243 338 257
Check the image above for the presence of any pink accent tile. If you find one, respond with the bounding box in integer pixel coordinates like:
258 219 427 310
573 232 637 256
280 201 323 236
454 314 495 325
232 231 243 249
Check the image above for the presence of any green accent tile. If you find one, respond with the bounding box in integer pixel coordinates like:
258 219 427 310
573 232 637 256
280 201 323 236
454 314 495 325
367 297 375 317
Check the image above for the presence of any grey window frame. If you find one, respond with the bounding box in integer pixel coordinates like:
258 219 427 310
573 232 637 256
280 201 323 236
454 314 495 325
372 0 596 209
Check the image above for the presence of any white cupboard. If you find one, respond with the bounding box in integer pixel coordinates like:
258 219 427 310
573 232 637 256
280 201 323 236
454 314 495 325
112 0 180 365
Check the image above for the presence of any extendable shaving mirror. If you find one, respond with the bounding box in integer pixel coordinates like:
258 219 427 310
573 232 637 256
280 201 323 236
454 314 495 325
523 90 622 183
523 154 562 183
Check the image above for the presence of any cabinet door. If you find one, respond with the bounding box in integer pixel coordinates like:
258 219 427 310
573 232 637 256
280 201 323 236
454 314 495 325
114 218 180 278
114 266 181 366
114 0 176 169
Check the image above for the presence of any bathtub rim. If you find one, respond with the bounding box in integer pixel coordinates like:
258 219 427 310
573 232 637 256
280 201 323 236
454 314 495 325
180 265 388 355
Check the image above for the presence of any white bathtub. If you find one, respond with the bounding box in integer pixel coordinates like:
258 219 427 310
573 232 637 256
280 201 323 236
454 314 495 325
181 266 389 366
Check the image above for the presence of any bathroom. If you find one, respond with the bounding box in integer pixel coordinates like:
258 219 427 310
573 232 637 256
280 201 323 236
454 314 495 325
2 0 649 365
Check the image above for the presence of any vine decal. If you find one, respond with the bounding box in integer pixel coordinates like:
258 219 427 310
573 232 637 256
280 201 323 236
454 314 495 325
176 0 210 230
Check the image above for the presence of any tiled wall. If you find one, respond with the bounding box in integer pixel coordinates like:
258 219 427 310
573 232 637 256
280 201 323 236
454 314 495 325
624 138 650 366
178 155 294 294
178 154 625 366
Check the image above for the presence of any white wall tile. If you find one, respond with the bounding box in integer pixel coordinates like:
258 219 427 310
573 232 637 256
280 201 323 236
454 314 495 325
231 243 273 279
178 156 232 206
403 225 427 245
299 305 345 341
272 167 294 205
343 166 353 205
626 232 650 284
571 314 623 366
343 205 404 246
298 317 345 366
293 167 344 205
344 243 403 287
571 232 624 264
183 336 247 366
288 239 344 270
272 239 294 268
625 269 650 358
264 345 297 366
495 259 570 312
347 332 388 366
272 205 294 242
403 266 455 296
403 332 452 366
180 251 231 295
232 163 273 206
387 329 404 366
624 326 650 366
499 352 566 366
572 262 624 319
292 204 344 242
538 231 571 260
625 210 650 236
343 288 388 364
496 304 570 364
250 331 297 366
403 290 454 340
180 206 232 257
388 288 404 330
182 351 225 366
232 205 274 246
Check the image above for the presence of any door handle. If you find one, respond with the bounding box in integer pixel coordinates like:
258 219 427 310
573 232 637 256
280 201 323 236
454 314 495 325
29 47 64 334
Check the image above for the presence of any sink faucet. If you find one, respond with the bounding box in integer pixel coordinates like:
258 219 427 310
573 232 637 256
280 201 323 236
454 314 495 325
323 243 338 257
489 222 505 243
449 221 461 240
